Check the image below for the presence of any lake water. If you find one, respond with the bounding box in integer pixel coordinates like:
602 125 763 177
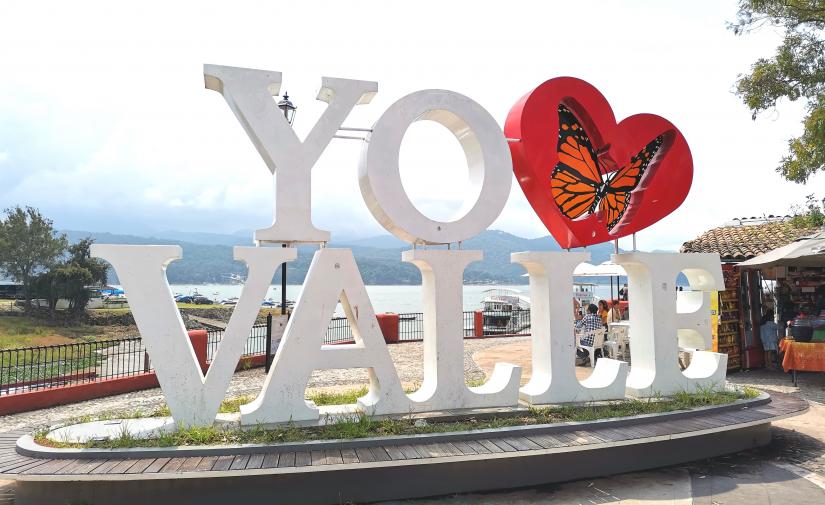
167 283 620 314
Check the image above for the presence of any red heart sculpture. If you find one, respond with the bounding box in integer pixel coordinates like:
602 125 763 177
505 77 693 249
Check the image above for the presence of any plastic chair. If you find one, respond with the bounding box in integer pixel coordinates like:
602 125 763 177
577 328 606 368
606 325 629 360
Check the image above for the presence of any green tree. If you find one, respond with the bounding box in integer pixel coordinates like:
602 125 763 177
32 238 109 316
789 193 825 228
32 265 93 315
731 1 825 183
0 206 68 307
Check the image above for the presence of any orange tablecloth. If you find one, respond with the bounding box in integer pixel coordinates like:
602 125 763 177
780 339 825 373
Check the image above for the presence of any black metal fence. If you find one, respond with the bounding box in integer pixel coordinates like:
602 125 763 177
0 337 150 396
396 310 529 341
398 313 424 341
480 308 531 337
206 324 268 362
0 309 530 397
326 317 354 344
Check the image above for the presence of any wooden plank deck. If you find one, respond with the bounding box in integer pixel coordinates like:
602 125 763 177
1 392 808 478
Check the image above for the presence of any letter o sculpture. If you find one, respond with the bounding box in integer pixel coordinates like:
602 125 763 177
358 90 512 245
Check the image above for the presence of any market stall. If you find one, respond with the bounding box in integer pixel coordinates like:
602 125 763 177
681 219 819 370
738 231 825 380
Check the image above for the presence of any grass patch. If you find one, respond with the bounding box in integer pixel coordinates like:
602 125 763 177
87 307 131 314
0 317 135 386
88 302 225 314
176 303 221 309
309 387 370 406
142 388 374 418
0 317 107 349
38 386 756 450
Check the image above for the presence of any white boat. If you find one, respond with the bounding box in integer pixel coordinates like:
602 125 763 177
574 282 599 309
480 288 531 335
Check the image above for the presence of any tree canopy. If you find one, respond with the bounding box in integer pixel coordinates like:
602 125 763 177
32 238 110 315
731 0 825 183
0 206 67 304
789 194 825 228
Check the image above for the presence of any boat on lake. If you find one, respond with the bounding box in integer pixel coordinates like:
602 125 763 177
574 282 599 309
480 288 531 335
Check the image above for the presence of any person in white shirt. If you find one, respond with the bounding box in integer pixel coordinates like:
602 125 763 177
760 310 780 370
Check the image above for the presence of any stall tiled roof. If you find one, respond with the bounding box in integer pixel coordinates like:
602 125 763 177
680 221 818 261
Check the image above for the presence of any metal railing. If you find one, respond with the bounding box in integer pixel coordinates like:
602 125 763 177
398 312 424 341
0 309 530 397
326 317 354 344
396 310 530 341
206 324 268 362
0 337 149 396
479 308 531 337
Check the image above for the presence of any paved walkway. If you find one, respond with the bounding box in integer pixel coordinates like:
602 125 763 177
0 481 11 505
462 340 825 504
379 460 825 504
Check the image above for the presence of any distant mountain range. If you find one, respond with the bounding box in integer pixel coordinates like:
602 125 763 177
62 229 625 285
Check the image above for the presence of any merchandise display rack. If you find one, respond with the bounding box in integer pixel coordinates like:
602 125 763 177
716 264 742 370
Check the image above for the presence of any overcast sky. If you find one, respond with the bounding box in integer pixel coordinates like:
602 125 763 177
0 0 820 251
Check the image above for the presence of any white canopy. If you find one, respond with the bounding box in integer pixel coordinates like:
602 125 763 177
738 230 825 269
573 263 600 276
520 261 627 277
573 261 627 277
594 261 627 277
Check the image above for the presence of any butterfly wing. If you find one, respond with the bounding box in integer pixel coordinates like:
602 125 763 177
551 105 603 220
600 135 664 231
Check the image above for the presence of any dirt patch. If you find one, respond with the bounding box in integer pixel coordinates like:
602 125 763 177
472 340 596 384
0 315 139 349
26 335 75 346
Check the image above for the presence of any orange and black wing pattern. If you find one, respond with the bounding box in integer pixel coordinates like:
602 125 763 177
600 135 664 230
550 105 602 220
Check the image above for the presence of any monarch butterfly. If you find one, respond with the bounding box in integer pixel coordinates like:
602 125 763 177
551 104 665 232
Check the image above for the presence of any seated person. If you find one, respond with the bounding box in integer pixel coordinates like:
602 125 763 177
575 304 603 363
607 300 622 324
598 299 610 326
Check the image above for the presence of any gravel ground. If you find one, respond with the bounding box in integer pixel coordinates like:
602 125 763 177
726 367 825 405
0 336 528 433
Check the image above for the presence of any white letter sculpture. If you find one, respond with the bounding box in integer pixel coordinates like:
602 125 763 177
205 64 377 243
240 249 411 424
613 252 727 397
513 252 628 403
90 245 296 427
359 89 512 244
78 67 739 434
403 250 521 410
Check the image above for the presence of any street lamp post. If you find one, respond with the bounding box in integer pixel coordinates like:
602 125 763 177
276 93 297 318
264 93 297 373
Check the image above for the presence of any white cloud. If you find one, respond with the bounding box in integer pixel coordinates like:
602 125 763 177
0 0 821 250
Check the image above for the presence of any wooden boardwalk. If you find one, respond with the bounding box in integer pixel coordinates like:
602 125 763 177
3 392 809 505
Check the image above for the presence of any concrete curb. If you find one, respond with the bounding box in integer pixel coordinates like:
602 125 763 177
16 392 771 460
